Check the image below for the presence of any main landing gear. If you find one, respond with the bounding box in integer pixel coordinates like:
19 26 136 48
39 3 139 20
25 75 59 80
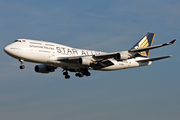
19 59 25 69
63 70 70 79
62 69 91 79
75 70 91 78
75 73 84 78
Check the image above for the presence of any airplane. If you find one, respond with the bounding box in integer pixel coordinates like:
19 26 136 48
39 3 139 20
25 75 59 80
4 32 176 79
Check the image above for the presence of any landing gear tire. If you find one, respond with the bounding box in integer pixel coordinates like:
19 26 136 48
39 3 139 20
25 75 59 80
63 70 70 79
63 72 68 76
65 75 70 79
75 73 80 77
75 73 84 78
20 65 25 69
79 74 84 78
85 72 91 76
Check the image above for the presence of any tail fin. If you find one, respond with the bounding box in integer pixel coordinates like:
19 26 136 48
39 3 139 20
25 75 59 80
131 32 155 58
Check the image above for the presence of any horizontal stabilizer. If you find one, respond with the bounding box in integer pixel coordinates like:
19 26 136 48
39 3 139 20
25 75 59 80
136 56 172 62
130 39 177 52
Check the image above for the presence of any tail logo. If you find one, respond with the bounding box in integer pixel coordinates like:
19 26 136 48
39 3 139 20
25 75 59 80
134 36 149 56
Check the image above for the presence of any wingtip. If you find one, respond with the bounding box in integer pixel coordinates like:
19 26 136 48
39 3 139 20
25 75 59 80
169 39 177 44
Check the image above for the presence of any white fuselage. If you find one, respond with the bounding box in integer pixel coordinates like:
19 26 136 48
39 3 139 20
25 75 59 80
4 39 151 71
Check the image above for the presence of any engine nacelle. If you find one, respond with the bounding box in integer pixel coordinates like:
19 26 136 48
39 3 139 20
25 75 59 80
34 65 56 73
115 52 129 61
78 57 92 66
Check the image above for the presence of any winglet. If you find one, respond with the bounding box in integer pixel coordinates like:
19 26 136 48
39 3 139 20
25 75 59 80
169 39 177 44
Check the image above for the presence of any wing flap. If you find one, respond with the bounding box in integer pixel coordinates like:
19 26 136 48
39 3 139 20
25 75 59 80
91 59 114 69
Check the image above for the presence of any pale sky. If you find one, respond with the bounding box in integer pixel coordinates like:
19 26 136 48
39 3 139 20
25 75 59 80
0 0 180 120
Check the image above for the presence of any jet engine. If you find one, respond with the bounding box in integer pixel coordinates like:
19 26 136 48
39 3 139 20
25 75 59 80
115 52 129 61
78 57 92 66
34 65 56 73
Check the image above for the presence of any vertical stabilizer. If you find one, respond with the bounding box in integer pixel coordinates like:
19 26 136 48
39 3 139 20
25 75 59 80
131 32 155 58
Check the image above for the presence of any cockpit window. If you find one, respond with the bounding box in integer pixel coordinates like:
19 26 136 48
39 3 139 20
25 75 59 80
14 40 21 42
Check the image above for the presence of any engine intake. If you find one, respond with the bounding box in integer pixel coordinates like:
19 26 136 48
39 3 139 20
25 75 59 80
34 65 56 73
115 52 129 61
78 57 92 66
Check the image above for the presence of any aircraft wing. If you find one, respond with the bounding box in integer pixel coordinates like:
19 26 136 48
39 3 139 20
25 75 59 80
129 39 177 52
56 39 176 68
56 53 117 68
136 55 172 62
57 56 82 63
57 52 118 61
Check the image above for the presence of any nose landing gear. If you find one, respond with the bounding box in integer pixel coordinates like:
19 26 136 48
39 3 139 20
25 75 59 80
19 59 25 69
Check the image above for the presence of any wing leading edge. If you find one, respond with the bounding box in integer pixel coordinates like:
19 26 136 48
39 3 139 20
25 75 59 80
130 39 177 53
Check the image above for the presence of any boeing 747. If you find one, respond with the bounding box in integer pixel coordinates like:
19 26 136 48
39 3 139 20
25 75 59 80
4 33 176 79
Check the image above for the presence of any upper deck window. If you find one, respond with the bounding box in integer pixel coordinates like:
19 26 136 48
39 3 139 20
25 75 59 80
14 40 21 42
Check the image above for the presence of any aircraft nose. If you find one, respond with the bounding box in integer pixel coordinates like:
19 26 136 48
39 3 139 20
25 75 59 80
4 46 8 52
4 45 11 54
